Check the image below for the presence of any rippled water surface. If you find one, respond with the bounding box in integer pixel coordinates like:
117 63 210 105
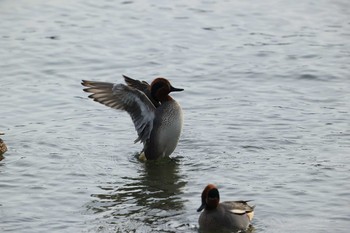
1 0 350 232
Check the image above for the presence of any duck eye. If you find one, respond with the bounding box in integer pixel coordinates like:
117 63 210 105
151 82 165 92
208 189 219 199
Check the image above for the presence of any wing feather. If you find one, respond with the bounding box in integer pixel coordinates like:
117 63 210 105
222 200 255 215
123 75 160 107
82 80 156 144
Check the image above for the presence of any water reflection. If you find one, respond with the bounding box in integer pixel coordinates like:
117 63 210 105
87 158 187 232
198 225 255 233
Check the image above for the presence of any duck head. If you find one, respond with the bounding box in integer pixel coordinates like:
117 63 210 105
197 184 220 212
150 78 184 103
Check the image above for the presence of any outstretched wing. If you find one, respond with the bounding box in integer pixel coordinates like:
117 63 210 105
82 80 156 144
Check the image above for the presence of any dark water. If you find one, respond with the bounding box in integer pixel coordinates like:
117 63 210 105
1 0 349 232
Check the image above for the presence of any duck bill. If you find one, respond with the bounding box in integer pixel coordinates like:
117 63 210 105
197 203 205 212
170 85 184 92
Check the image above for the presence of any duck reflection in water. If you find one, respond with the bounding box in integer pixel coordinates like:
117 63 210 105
86 158 187 232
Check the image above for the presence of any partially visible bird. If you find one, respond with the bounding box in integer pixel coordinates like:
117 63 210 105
0 133 7 156
197 184 255 232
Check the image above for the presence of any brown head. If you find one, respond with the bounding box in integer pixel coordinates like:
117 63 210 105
197 184 220 212
150 78 184 103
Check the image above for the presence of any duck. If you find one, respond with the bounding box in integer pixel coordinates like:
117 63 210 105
82 75 184 160
0 132 7 156
197 184 255 232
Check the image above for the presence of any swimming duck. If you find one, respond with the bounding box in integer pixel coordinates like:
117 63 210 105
197 184 255 232
82 75 184 160
0 132 7 155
